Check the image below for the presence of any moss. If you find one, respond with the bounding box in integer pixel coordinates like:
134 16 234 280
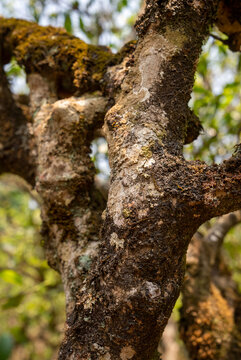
0 18 114 95
140 145 153 158
182 283 236 360
122 208 131 218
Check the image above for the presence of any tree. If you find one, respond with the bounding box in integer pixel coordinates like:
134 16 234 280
181 211 241 359
0 0 241 359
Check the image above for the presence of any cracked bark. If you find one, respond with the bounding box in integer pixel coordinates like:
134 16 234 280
0 0 241 359
33 93 108 315
58 2 241 359
180 211 241 360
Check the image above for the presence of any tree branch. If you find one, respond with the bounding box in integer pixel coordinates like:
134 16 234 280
0 17 128 97
33 94 108 314
215 0 241 52
180 212 241 359
58 1 224 359
0 65 36 185
205 210 241 247
192 152 241 220
1 1 240 358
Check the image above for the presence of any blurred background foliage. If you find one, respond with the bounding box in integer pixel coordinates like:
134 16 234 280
0 0 240 359
0 176 65 360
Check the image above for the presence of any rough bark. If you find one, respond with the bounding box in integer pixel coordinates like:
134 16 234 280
215 0 241 51
0 1 241 359
58 1 240 359
180 211 241 359
0 17 113 96
0 64 36 184
33 92 108 315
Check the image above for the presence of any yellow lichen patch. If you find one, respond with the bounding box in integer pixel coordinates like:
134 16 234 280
184 283 234 359
0 18 113 94
140 145 153 159
122 208 131 218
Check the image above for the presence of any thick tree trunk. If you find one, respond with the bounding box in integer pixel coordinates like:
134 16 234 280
0 1 241 359
58 2 241 359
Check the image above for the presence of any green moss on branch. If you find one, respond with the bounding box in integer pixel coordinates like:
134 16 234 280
0 18 114 95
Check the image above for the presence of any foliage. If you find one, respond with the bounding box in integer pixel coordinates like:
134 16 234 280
184 36 241 164
223 224 241 292
0 0 140 49
0 177 65 359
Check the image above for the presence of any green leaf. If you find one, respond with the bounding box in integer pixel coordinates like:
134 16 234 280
10 327 28 344
117 0 128 12
193 85 211 95
0 270 23 285
79 17 85 31
2 294 24 310
6 60 22 77
72 1 79 10
64 13 72 34
0 333 13 360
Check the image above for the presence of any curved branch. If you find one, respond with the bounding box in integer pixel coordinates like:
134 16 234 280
198 152 241 219
0 17 128 97
205 210 241 246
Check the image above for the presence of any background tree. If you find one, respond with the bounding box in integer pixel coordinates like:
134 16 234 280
0 0 241 358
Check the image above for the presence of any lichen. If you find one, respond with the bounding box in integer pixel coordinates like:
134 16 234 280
140 145 153 158
110 232 125 249
0 18 113 95
122 208 131 218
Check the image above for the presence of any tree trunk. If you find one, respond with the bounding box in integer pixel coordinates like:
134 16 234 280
0 1 241 359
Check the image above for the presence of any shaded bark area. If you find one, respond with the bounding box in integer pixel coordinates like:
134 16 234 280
180 212 241 359
216 0 241 51
0 65 36 184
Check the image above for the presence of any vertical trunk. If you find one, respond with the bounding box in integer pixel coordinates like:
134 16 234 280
58 2 223 359
31 89 108 315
